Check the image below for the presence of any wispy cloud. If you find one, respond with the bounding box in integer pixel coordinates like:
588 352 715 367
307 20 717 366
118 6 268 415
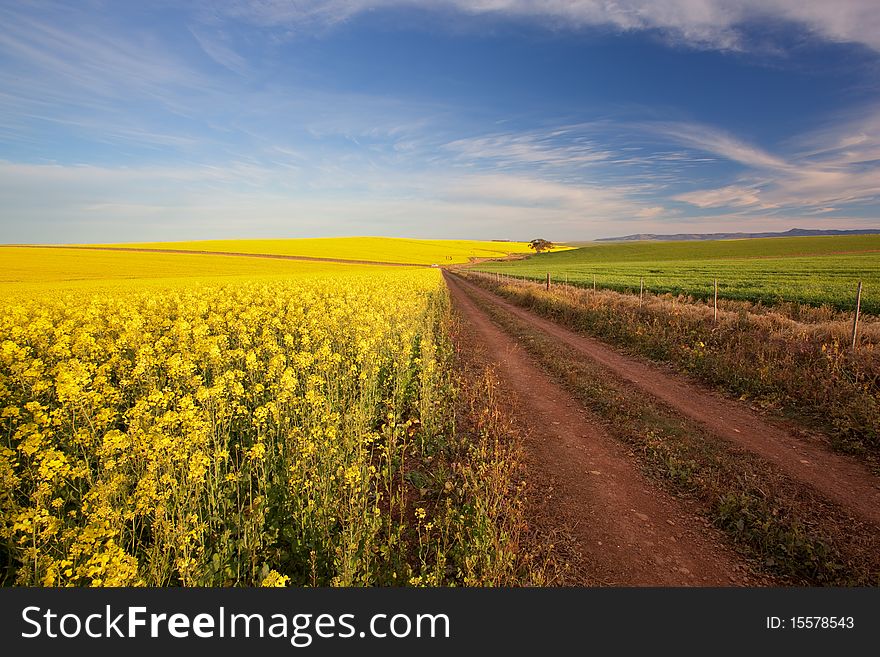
442 172 634 210
654 112 880 213
674 184 768 209
188 27 250 75
207 0 880 53
0 2 878 241
0 157 661 242
634 122 791 170
442 129 614 170
787 105 880 166
0 5 209 107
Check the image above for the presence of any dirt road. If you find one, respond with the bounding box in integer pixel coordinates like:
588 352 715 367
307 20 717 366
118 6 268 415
445 272 759 585
451 273 880 529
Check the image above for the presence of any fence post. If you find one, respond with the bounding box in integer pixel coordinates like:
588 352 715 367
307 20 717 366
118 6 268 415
639 278 644 306
851 280 863 350
546 272 551 291
593 274 596 292
714 278 718 324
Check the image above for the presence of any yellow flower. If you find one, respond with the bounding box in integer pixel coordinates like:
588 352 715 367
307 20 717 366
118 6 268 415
260 570 290 587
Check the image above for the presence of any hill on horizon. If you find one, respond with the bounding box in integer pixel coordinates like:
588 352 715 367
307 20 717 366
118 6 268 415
593 227 880 243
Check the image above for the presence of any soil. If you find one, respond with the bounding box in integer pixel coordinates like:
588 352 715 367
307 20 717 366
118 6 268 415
445 272 762 586
451 273 880 529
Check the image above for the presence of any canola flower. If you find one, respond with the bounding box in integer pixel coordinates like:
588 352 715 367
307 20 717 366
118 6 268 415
87 237 551 266
0 269 452 586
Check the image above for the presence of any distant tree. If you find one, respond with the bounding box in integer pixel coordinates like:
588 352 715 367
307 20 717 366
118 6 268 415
528 239 555 253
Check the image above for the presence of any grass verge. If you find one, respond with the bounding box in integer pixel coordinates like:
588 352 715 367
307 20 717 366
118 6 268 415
395 301 563 586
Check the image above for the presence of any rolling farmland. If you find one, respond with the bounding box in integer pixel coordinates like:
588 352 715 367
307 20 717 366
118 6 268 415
67 237 547 266
2 236 879 588
0 246 389 292
474 235 880 313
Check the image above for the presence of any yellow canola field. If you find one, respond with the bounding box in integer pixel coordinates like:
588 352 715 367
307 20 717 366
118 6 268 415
0 246 393 294
81 236 548 265
0 248 451 586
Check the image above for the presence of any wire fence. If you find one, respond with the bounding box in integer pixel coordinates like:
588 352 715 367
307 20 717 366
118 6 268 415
461 269 869 350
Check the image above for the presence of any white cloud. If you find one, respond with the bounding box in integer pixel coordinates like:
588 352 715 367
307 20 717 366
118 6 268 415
0 159 660 241
210 0 880 52
0 161 274 186
636 122 791 170
0 6 209 106
188 27 250 75
635 206 667 219
674 184 766 208
442 130 613 169
763 169 880 208
443 172 631 210
788 105 880 166
662 108 880 213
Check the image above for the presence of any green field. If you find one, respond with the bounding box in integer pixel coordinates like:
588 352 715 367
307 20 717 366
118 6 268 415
473 235 880 313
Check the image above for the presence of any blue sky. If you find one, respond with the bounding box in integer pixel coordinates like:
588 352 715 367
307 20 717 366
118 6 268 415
1 1 880 242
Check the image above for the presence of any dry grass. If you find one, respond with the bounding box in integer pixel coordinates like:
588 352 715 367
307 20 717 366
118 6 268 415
461 271 880 459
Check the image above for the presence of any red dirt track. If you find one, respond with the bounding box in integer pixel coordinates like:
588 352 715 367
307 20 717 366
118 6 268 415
450 273 880 529
445 272 758 585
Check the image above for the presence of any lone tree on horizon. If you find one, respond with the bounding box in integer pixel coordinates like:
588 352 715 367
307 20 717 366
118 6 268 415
528 238 555 253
